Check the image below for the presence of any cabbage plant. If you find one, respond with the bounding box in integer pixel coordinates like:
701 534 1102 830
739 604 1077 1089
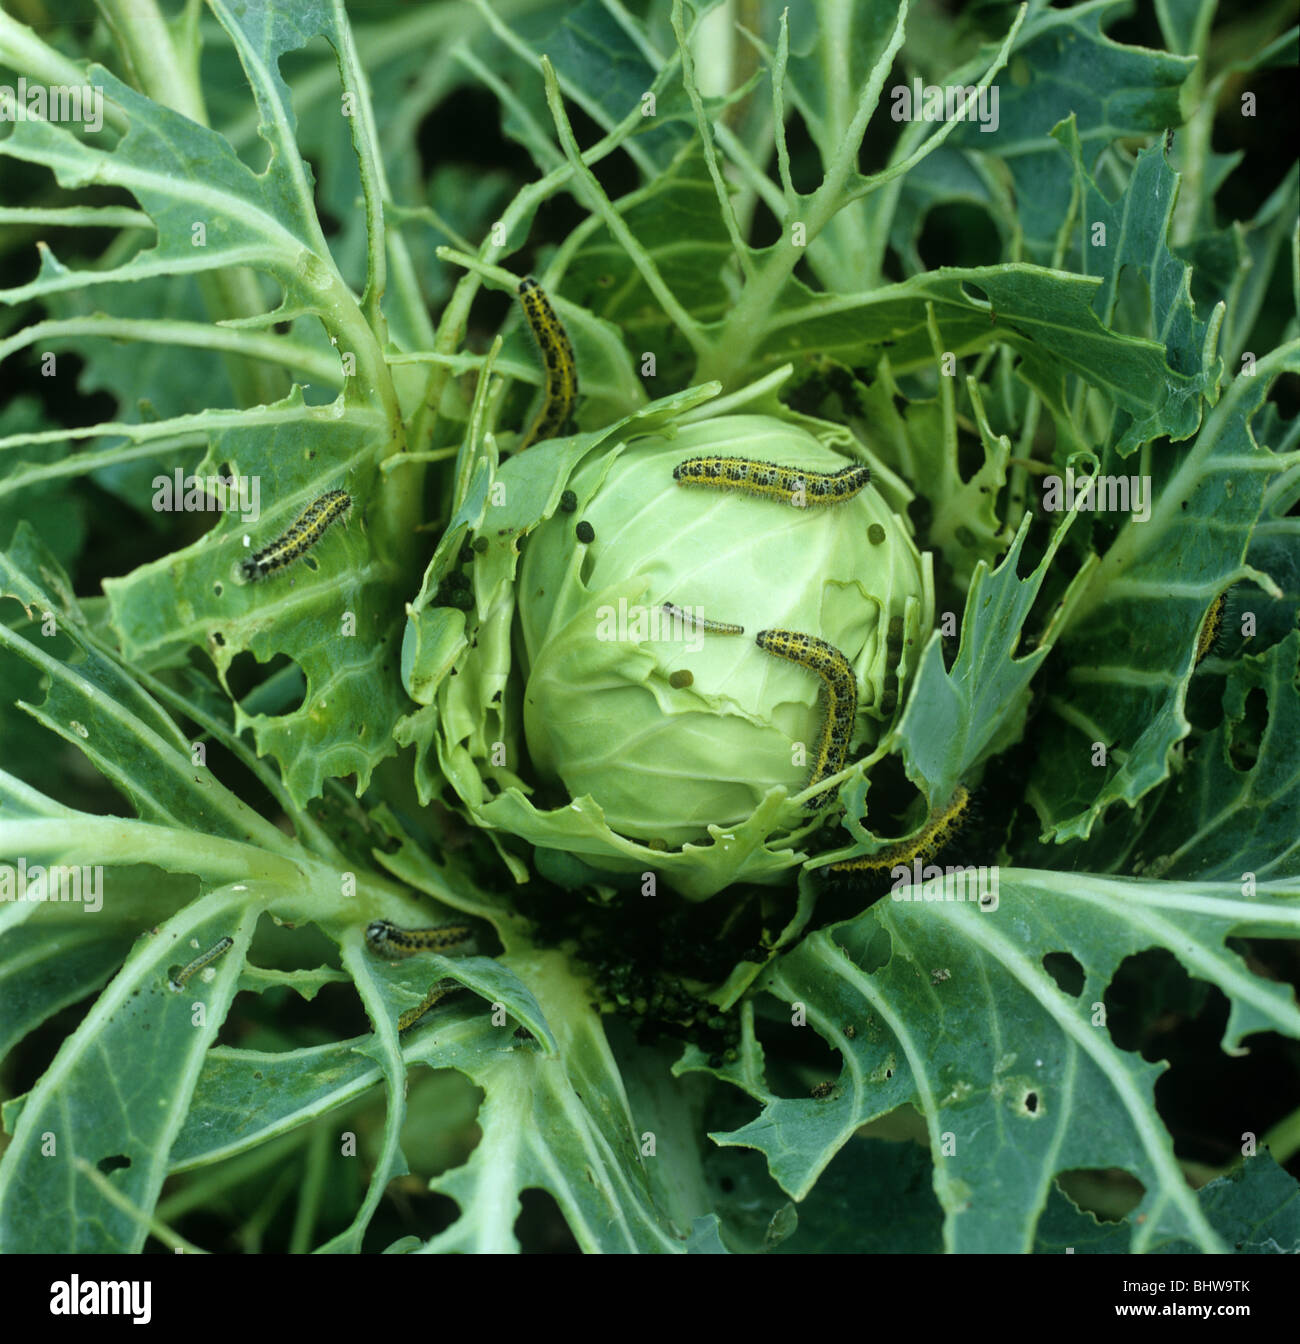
1 0 1298 1259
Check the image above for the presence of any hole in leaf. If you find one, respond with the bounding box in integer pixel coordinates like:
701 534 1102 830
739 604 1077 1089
97 1154 131 1175
1227 686 1268 771
753 1003 841 1100
1102 948 1211 1059
227 651 306 717
1043 951 1085 997
362 1188 463 1252
955 426 984 485
213 977 368 1048
1107 263 1153 342
1055 1168 1144 1222
515 1188 581 1253
398 1070 484 1178
917 203 1002 270
248 914 340 975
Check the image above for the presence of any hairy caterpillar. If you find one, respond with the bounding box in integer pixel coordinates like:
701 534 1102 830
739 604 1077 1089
239 489 351 582
754 629 857 809
673 458 870 507
169 935 233 991
662 601 744 635
365 920 474 959
518 277 577 449
824 785 971 876
1195 593 1225 666
399 978 463 1033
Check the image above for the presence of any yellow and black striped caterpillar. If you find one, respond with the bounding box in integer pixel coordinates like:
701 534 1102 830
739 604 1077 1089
169 935 233 991
1195 593 1226 666
239 489 351 582
755 629 857 809
662 601 744 635
824 785 971 876
673 458 870 507
518 277 577 449
365 919 474 959
398 979 463 1033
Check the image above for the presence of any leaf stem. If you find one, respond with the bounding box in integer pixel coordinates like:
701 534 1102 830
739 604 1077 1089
541 58 711 360
96 0 285 408
671 0 755 282
695 2 914 386
72 1158 206 1254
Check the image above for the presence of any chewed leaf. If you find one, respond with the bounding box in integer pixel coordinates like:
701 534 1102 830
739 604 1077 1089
1129 631 1300 881
1052 115 1223 440
883 512 1083 809
1030 345 1300 844
710 869 1300 1251
103 397 410 803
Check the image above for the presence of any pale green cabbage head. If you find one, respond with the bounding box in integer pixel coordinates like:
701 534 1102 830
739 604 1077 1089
406 402 933 899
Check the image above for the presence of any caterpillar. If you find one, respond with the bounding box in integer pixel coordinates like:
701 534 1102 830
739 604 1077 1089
824 785 971 876
365 919 474 959
673 458 870 507
518 277 577 449
662 601 744 636
169 935 233 991
239 489 351 582
754 629 857 809
1195 593 1225 666
399 978 463 1033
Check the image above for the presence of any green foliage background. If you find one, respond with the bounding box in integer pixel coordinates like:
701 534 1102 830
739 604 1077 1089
0 0 1297 1253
